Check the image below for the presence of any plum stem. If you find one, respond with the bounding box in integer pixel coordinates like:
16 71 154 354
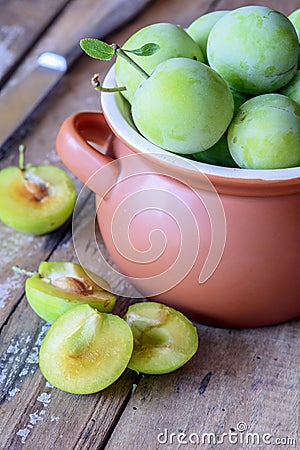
91 73 127 93
80 38 154 92
91 44 150 92
19 145 26 171
12 265 36 277
113 44 150 80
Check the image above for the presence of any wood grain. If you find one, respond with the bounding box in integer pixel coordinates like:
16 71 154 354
216 0 300 15
0 0 71 86
105 321 300 449
0 0 299 449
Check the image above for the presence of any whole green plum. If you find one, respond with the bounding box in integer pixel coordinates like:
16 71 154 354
193 134 238 167
227 94 300 169
132 58 234 154
279 70 300 104
115 23 204 104
187 10 229 63
289 8 300 65
193 88 247 167
230 88 250 111
207 6 298 94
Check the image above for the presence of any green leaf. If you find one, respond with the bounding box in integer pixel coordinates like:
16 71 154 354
80 39 114 60
125 43 160 57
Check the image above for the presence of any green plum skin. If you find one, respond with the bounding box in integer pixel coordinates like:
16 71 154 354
187 10 229 63
115 22 204 103
207 6 298 94
124 302 198 375
288 8 300 65
192 87 248 167
39 304 133 394
193 134 237 167
25 262 116 323
227 94 300 169
230 88 250 112
279 70 300 104
132 57 234 154
0 165 76 234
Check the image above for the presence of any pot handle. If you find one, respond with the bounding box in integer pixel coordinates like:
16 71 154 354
56 111 119 194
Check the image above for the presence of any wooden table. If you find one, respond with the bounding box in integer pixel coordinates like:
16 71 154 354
0 1 299 449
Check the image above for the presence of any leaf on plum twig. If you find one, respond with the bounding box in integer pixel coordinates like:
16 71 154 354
80 39 114 60
124 43 160 57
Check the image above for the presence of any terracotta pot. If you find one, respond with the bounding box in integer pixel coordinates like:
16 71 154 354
56 66 300 327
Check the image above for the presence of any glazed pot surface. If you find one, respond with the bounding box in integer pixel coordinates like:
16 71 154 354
56 67 300 328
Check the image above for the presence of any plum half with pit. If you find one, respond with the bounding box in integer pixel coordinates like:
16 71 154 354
39 304 133 394
124 302 198 375
0 146 76 235
24 261 116 323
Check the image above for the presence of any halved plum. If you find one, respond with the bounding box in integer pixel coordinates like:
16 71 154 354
39 304 133 394
25 262 116 323
0 146 76 234
124 302 198 374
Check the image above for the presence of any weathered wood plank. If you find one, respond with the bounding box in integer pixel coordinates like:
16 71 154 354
215 0 300 15
0 0 155 153
0 0 71 86
105 320 300 450
0 0 299 449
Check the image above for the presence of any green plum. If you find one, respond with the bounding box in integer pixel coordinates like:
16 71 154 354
192 87 248 167
230 88 250 111
124 302 198 375
39 304 133 394
0 147 76 234
115 22 204 103
24 261 116 323
227 93 300 169
193 134 237 167
207 6 298 94
187 10 229 63
131 57 234 154
279 70 300 104
288 8 300 65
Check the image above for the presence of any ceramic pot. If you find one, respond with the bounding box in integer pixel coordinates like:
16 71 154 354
56 66 300 327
